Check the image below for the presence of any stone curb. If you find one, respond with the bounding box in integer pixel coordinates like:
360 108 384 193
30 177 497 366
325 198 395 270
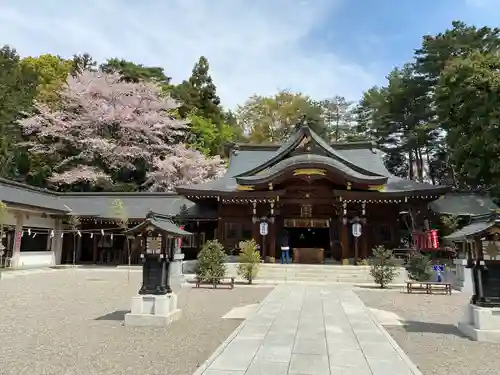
365 303 424 375
191 286 278 375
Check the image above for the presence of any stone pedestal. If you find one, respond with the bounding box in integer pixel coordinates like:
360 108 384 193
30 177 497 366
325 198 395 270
124 293 181 327
170 252 185 288
458 303 500 342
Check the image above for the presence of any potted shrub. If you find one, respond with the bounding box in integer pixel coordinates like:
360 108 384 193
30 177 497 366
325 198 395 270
237 240 261 284
196 240 227 284
369 246 399 288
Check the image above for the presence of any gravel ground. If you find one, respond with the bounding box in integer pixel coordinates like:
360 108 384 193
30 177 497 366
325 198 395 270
355 287 499 375
0 269 272 375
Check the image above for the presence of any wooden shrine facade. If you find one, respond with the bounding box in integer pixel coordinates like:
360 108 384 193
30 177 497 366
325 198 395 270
176 125 450 263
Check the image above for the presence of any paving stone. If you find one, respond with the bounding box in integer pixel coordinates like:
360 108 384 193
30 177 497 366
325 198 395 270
245 361 289 375
367 358 414 375
359 342 398 358
197 285 419 375
329 365 372 375
264 331 296 346
238 323 271 339
293 337 327 355
208 338 261 371
328 349 368 368
253 343 293 363
288 353 330 375
203 371 245 375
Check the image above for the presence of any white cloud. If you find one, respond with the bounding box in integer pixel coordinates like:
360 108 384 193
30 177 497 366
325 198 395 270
0 0 379 109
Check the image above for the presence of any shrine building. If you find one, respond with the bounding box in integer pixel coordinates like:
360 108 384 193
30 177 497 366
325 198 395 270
5 125 498 268
176 125 450 263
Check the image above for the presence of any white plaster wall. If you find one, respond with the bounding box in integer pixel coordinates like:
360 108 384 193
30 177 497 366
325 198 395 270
3 208 59 268
18 251 55 267
3 210 56 228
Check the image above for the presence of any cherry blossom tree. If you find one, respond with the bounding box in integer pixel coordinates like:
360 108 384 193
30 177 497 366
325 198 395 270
18 70 225 191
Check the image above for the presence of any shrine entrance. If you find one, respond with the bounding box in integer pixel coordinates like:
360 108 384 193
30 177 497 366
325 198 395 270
283 218 330 264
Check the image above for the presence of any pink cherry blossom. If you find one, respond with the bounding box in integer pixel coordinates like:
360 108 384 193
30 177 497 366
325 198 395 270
18 70 226 191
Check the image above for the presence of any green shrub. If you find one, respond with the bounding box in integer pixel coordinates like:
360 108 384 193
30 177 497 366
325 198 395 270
369 246 399 288
196 240 227 283
406 253 433 281
237 240 261 284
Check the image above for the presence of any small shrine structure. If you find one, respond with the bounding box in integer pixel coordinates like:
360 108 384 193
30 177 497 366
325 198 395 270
446 211 500 342
124 212 191 327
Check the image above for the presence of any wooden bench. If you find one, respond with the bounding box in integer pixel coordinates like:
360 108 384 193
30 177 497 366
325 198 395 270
406 280 452 295
195 276 235 289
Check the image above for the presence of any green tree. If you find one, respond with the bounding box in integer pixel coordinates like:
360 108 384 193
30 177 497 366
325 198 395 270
110 199 130 278
65 215 81 265
0 45 39 179
171 56 222 124
237 90 326 143
319 96 356 142
20 54 72 106
70 53 97 75
236 240 261 284
415 21 500 88
188 114 235 157
196 240 227 283
369 246 399 288
100 58 171 85
356 65 438 181
435 51 500 193
406 253 432 282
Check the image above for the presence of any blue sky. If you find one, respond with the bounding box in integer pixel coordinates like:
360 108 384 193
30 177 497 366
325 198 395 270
0 0 497 109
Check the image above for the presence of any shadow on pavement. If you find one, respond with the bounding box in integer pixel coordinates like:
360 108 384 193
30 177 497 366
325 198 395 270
401 320 468 338
95 310 129 321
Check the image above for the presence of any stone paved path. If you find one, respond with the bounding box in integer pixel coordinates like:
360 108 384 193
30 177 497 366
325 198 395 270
195 284 420 375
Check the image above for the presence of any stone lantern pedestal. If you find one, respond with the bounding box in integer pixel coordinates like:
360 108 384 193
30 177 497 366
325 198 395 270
457 261 500 342
125 293 181 327
123 213 192 327
458 304 500 343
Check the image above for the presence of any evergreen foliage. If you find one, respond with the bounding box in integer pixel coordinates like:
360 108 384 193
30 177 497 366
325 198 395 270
236 240 261 284
369 246 399 288
406 253 433 282
196 240 227 283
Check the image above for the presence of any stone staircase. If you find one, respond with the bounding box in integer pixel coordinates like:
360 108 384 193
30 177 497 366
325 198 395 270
220 263 407 285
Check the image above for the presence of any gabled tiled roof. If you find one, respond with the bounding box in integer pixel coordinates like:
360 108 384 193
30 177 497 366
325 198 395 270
429 193 498 216
0 179 217 219
0 178 69 213
176 126 449 196
236 154 387 185
125 212 192 237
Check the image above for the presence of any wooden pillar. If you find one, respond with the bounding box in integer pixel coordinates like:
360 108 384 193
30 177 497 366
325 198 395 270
11 211 24 268
340 201 349 260
196 221 201 251
92 235 98 263
361 222 368 259
269 220 276 261
252 200 259 241
217 200 223 241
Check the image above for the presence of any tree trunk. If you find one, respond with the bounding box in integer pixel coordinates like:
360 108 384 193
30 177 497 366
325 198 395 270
72 234 76 266
408 150 414 180
416 148 424 182
425 148 435 185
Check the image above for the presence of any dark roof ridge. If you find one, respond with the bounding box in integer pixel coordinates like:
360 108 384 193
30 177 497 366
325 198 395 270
235 126 382 177
0 177 59 196
62 191 179 197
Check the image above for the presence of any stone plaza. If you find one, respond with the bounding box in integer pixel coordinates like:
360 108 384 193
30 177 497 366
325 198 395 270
195 284 419 375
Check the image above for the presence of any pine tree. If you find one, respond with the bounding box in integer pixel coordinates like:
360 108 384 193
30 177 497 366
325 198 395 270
196 240 227 283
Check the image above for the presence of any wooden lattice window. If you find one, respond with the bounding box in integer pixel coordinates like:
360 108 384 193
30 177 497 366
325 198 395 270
300 204 312 218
